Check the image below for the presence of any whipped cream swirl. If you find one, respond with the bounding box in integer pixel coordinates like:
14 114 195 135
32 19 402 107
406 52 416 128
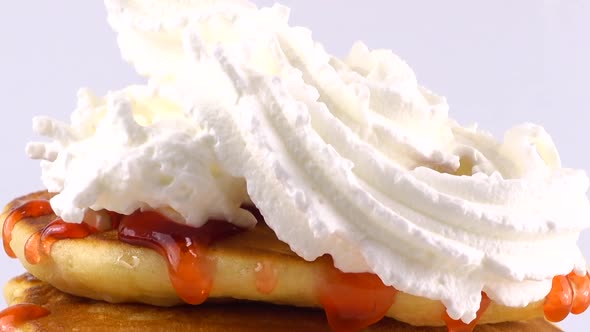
27 0 590 323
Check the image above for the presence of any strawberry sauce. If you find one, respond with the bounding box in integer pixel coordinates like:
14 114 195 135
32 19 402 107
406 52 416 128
316 262 398 332
254 259 279 294
2 200 53 258
117 210 243 305
568 271 590 315
24 219 98 264
544 271 590 322
0 303 49 331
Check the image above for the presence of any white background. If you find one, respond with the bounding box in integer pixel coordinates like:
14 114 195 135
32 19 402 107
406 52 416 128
0 1 589 330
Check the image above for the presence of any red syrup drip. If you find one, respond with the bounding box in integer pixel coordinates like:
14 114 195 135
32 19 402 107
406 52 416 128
543 275 573 322
442 293 491 332
568 271 590 315
544 271 590 321
254 259 279 294
1 199 101 265
0 303 50 331
24 219 98 265
317 262 398 332
2 200 53 258
117 210 243 305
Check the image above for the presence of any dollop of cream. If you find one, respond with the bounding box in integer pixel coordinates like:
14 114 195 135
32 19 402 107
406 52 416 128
27 86 255 228
27 0 590 323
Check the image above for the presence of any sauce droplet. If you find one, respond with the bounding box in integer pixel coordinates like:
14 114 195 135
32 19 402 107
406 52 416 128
24 219 98 265
442 293 491 332
118 210 243 305
254 259 279 294
567 271 590 315
0 303 50 331
317 261 398 332
2 200 53 258
544 275 573 322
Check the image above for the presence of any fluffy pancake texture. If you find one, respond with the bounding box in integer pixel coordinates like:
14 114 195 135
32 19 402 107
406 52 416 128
2 192 548 327
3 273 561 332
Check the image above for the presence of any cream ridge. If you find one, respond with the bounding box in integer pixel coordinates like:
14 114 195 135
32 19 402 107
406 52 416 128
26 0 590 324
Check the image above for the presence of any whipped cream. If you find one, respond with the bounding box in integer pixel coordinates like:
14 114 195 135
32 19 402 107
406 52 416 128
27 86 255 228
27 0 590 323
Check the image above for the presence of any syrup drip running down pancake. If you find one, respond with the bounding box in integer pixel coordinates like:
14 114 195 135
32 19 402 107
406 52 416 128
2 191 587 331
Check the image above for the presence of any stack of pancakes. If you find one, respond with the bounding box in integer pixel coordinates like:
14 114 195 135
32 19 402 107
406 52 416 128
1 192 561 331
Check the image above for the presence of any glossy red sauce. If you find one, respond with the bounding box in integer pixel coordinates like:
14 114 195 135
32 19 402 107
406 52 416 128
24 219 98 264
0 303 49 331
317 262 398 332
254 259 279 294
117 210 243 305
544 271 590 321
544 275 574 322
568 271 590 315
442 293 491 332
2 200 53 258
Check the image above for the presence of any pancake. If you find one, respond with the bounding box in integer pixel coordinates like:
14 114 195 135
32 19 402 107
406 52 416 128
1 192 549 328
3 273 561 332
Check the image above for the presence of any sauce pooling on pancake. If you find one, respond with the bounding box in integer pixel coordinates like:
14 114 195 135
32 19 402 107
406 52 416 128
118 210 243 305
2 200 53 258
3 197 590 331
24 219 98 264
3 200 98 265
0 303 50 330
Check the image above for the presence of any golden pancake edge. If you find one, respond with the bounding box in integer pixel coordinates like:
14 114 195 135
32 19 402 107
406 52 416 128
1 192 553 328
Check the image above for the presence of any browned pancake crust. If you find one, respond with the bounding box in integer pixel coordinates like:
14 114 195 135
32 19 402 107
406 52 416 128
4 274 561 332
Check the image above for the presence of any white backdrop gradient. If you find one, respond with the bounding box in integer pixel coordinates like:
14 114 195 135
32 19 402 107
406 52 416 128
0 1 588 331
